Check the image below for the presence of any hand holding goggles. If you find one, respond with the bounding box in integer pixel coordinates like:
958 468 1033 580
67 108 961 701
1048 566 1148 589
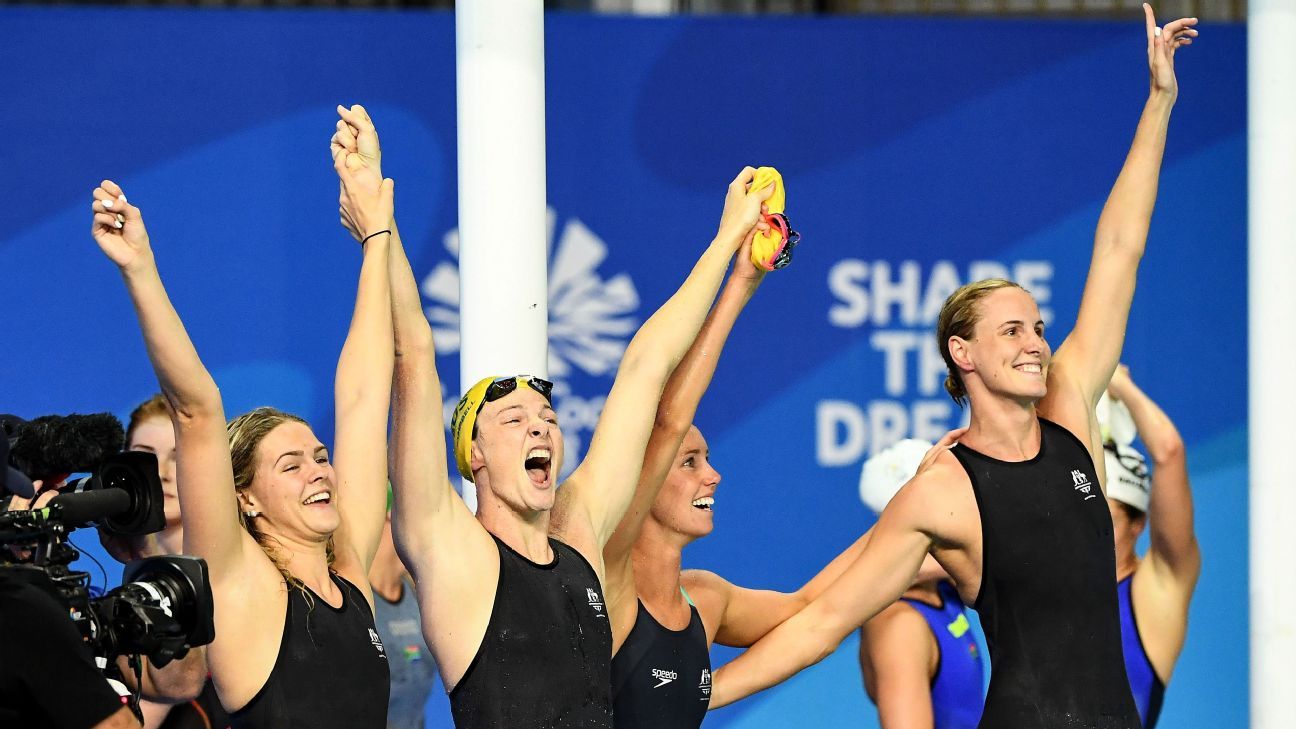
756 211 801 271
747 166 803 271
451 375 554 481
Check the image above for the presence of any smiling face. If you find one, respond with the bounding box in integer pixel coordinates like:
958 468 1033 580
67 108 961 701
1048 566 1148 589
127 416 179 527
648 426 720 542
238 420 338 544
950 286 1051 406
470 387 564 517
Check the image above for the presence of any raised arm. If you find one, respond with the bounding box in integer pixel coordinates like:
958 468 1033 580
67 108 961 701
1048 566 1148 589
326 106 396 582
90 181 248 578
1046 7 1198 443
707 462 965 709
556 169 775 561
332 107 498 685
1108 366 1199 584
602 241 766 624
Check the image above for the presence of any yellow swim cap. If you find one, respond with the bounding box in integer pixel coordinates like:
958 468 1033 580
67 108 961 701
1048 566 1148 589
451 375 555 482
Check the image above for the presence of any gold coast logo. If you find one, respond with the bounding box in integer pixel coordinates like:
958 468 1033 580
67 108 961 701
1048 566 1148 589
586 587 606 617
1071 469 1097 501
423 210 641 473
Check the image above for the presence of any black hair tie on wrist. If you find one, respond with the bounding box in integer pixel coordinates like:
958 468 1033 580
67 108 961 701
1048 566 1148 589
361 229 392 245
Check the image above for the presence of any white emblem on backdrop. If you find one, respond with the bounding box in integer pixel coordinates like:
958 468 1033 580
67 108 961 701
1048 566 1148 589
421 209 641 474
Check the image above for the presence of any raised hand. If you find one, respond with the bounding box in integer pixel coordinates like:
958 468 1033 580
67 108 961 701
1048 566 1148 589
1143 3 1198 99
332 105 391 242
332 104 383 182
717 166 777 245
90 180 152 272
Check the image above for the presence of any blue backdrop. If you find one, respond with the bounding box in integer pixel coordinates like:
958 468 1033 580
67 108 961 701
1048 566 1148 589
1 9 1246 727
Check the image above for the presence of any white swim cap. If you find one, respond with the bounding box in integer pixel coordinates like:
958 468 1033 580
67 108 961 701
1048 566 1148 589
1104 441 1151 513
1097 391 1138 448
859 439 934 516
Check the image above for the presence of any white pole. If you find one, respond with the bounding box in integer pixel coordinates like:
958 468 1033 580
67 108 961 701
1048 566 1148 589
1249 2 1296 725
456 1 550 510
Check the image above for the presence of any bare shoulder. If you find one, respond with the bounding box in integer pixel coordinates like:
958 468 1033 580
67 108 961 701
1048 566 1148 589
680 568 731 599
893 450 973 515
680 569 731 625
889 450 978 551
862 599 928 642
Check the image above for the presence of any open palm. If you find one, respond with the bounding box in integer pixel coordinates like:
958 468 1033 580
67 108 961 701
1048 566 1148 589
1144 3 1198 98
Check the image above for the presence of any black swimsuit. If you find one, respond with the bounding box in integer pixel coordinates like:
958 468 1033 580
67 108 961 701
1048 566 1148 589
952 418 1140 729
611 595 711 728
449 535 613 728
230 574 389 729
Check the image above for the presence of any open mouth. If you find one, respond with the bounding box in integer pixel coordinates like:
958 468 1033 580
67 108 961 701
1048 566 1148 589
303 491 332 506
1014 363 1043 375
525 448 552 486
691 496 714 511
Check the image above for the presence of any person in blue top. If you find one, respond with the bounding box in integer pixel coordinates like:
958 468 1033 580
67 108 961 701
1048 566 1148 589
1099 364 1200 728
857 440 985 729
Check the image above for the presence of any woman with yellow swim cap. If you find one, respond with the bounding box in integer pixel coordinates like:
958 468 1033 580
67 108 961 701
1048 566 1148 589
334 105 777 729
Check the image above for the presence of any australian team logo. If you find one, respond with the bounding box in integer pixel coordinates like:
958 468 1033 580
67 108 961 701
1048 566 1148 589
587 587 606 617
698 668 712 699
422 210 641 474
1071 469 1097 501
368 628 386 657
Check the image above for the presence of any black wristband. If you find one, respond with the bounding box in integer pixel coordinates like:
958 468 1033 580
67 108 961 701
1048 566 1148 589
361 229 392 245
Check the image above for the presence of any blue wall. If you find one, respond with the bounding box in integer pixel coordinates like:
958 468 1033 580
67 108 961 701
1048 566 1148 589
1 9 1245 727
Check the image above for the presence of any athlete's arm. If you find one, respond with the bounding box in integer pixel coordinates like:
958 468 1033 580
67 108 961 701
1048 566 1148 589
1109 365 1199 583
604 249 766 645
93 182 284 709
679 531 866 648
555 169 774 563
1045 7 1197 461
333 109 499 688
90 182 252 586
1111 366 1199 679
708 462 963 708
860 603 937 729
327 108 395 590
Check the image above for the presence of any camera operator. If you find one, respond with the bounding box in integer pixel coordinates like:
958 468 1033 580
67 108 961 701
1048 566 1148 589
0 428 139 728
101 396 225 729
2 412 214 727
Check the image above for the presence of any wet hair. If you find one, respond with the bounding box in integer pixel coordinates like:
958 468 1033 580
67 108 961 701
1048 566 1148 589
126 394 171 447
227 407 336 597
936 278 1028 407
